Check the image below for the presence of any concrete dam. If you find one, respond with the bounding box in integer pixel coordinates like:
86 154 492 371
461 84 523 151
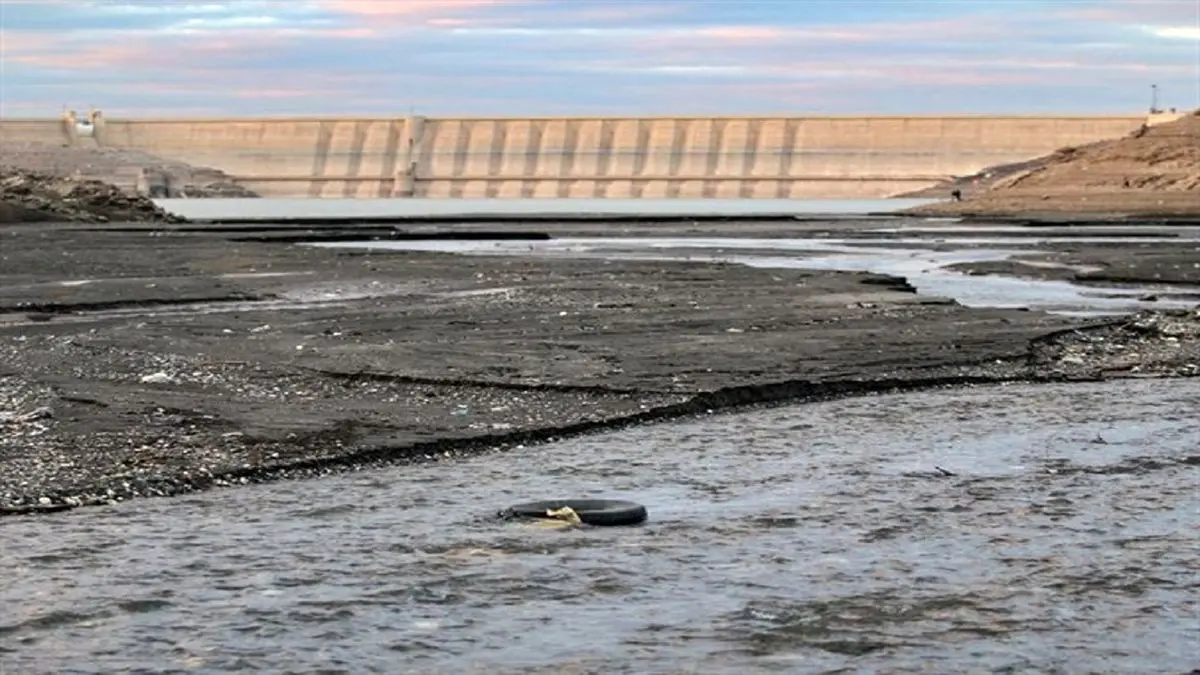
1 111 1166 199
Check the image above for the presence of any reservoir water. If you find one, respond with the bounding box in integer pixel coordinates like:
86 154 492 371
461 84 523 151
151 197 940 223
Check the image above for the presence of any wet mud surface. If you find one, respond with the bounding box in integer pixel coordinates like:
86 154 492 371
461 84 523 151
948 248 1200 286
3 379 1198 673
1 220 1199 514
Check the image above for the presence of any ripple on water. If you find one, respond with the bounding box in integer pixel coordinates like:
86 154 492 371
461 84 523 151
3 379 1199 673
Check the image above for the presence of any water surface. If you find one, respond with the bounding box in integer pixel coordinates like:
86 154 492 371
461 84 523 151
4 379 1198 673
153 198 940 223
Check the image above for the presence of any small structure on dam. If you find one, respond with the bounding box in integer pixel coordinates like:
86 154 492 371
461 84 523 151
0 109 1180 199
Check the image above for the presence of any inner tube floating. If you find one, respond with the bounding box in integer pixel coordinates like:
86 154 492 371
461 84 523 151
500 499 648 527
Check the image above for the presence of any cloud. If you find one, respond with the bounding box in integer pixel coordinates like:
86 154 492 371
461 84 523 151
0 0 1196 116
316 0 538 17
1149 26 1200 40
1069 0 1200 23
1060 0 1200 40
86 3 236 16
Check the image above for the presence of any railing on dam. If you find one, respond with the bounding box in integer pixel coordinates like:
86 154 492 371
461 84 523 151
1 110 1172 199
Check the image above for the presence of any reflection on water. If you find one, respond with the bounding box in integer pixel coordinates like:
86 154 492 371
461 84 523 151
313 237 1200 316
4 379 1199 673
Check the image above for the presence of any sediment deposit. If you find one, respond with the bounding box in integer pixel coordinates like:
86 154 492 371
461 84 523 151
1 221 1197 516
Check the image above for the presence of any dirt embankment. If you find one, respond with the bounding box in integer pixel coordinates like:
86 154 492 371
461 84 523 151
906 111 1200 218
0 141 258 198
0 141 257 223
0 168 183 224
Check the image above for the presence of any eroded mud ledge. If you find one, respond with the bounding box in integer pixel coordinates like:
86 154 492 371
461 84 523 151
2 222 1197 516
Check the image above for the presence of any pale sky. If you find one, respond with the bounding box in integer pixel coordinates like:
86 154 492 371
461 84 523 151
1 0 1198 116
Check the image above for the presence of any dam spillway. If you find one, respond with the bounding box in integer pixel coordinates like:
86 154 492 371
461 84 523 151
1 112 1168 199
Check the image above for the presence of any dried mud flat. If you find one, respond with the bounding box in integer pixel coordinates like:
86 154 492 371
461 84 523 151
2 222 1199 515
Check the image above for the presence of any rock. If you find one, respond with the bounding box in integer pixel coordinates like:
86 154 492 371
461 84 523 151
139 371 175 384
177 180 258 199
1 406 53 425
19 406 53 422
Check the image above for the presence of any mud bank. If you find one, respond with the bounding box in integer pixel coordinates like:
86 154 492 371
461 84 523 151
949 249 1200 288
2 223 1198 516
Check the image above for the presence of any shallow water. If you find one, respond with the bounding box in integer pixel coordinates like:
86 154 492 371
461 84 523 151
4 379 1199 673
153 197 940 223
314 236 1200 316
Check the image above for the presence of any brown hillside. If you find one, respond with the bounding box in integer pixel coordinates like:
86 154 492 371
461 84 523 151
909 111 1200 217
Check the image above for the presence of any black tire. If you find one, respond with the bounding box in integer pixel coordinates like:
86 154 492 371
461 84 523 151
500 499 648 527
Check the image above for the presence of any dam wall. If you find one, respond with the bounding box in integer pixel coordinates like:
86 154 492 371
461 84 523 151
0 118 68 145
2 111 1167 198
0 110 96 146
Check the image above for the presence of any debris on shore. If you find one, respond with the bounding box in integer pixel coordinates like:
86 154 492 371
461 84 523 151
1032 308 1200 378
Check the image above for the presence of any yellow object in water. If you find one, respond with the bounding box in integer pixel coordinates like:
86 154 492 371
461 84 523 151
531 506 583 529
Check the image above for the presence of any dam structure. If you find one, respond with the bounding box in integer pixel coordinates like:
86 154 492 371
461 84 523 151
0 110 1175 199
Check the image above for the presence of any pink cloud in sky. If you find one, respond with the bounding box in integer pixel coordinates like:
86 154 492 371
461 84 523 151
0 29 41 53
1 23 377 71
1059 0 1200 39
1067 0 1200 22
316 0 539 19
691 16 1019 46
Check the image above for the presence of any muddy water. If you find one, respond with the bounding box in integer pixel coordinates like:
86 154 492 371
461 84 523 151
4 379 1199 674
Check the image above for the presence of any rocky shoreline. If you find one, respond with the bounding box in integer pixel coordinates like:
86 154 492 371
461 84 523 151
1 219 1198 517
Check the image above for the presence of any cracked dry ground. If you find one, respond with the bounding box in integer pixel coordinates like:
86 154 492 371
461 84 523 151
1 226 1197 511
